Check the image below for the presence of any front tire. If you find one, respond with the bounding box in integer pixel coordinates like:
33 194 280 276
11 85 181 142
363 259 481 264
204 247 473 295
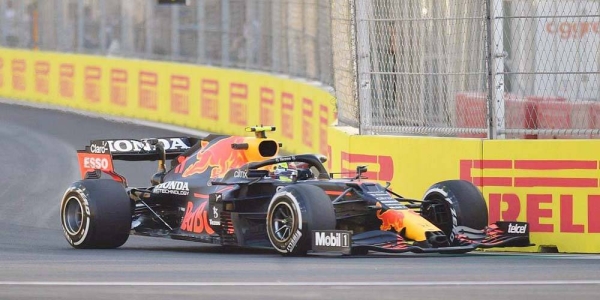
60 179 131 249
420 180 488 245
266 185 336 256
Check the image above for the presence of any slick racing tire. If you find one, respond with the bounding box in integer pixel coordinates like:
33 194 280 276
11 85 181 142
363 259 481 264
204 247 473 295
60 179 131 249
420 180 488 245
266 185 336 256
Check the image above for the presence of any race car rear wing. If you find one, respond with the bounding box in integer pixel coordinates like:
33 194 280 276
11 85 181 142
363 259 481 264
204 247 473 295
76 137 200 183
86 137 200 161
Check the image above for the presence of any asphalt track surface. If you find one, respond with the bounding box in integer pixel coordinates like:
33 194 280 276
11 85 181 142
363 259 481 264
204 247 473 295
0 101 599 300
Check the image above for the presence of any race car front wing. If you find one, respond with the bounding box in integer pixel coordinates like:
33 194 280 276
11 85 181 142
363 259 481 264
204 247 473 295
312 221 533 255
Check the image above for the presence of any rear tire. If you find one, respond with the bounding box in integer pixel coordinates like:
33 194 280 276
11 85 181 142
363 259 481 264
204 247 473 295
60 179 131 249
266 184 336 256
420 180 488 245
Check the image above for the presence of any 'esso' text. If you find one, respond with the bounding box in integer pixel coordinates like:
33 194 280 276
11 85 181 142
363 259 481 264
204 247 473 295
83 157 109 170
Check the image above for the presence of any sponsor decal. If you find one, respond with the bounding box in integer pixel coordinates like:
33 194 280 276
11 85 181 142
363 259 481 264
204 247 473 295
508 223 528 234
229 82 248 126
83 157 110 169
59 64 74 98
110 69 128 106
11 59 26 91
84 66 101 103
208 193 222 227
302 98 313 148
275 156 296 163
139 71 158 110
170 75 189 114
76 152 114 178
369 191 405 210
180 200 215 234
233 170 248 179
201 79 218 120
34 61 50 95
182 136 247 178
496 221 530 236
312 230 351 254
281 92 294 139
153 181 189 196
90 141 109 154
314 231 350 247
340 152 394 182
260 87 275 126
376 206 405 232
94 138 190 153
286 231 303 252
209 206 220 226
545 21 599 40
461 159 600 233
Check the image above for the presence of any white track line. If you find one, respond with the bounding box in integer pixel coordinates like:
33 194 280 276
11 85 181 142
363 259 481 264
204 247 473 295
0 99 211 137
0 281 600 287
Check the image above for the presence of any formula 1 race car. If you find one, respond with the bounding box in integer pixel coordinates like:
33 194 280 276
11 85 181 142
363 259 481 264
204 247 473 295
60 126 531 255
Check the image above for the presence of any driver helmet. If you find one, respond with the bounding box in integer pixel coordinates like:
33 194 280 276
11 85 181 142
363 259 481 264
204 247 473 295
272 162 313 181
272 162 296 182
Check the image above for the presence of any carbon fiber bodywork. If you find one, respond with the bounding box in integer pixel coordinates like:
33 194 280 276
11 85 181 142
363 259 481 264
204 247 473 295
70 130 532 255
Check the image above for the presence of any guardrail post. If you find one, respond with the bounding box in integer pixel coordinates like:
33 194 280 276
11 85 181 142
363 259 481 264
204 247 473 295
485 0 506 139
355 0 371 134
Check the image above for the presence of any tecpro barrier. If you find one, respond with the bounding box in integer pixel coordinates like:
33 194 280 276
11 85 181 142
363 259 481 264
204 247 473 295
1 47 598 253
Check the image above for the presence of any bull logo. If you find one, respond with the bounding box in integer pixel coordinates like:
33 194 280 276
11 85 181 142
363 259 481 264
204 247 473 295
182 137 247 178
376 204 405 232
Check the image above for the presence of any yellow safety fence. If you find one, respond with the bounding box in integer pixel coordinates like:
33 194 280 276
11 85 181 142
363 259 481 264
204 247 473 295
0 48 337 156
1 48 599 253
329 128 600 253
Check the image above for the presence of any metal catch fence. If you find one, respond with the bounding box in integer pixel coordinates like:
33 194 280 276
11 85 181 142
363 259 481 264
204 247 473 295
1 0 599 139
0 0 333 86
332 0 600 138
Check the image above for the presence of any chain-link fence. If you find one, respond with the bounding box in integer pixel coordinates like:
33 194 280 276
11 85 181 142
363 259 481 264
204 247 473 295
493 0 600 139
333 0 600 138
1 0 599 139
0 0 333 85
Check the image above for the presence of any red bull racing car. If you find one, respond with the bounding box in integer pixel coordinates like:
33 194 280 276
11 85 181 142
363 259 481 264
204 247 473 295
60 126 532 255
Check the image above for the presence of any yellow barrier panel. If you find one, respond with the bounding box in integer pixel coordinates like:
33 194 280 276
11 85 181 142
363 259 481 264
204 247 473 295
3 47 599 253
0 48 336 157
327 126 600 253
477 140 600 253
330 129 483 198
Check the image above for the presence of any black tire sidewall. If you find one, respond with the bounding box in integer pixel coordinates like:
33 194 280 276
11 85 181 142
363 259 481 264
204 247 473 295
266 185 336 255
60 179 131 249
60 187 92 248
422 180 488 243
266 192 304 254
